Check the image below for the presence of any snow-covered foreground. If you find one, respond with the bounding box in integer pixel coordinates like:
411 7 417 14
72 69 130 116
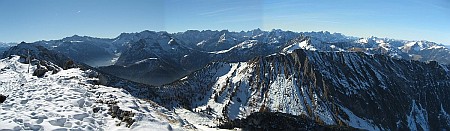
0 56 226 130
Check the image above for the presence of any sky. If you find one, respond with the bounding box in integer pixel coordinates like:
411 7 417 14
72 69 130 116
0 0 449 44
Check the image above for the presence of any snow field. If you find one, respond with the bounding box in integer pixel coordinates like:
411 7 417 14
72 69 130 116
0 56 199 130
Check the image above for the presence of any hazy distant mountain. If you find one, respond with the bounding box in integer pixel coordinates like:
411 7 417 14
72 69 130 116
33 35 118 67
282 36 450 64
0 42 17 56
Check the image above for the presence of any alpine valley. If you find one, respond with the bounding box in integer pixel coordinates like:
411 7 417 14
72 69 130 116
1 29 450 130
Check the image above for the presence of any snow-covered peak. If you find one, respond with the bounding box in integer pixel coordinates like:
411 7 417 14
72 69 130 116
353 37 450 64
401 41 445 51
217 32 237 45
61 35 112 44
404 41 424 51
302 31 354 43
283 38 316 53
357 37 442 50
219 33 227 43
208 40 259 54
358 38 369 44
167 38 176 45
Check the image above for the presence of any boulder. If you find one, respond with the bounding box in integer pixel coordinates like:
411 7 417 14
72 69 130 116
0 94 7 103
33 67 48 77
93 107 101 113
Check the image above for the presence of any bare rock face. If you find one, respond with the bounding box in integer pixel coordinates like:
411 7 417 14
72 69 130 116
0 94 6 103
39 60 60 74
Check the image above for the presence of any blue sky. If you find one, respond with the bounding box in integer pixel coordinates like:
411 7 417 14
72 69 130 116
0 0 449 44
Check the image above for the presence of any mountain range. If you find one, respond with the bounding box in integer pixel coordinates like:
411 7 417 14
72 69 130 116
155 49 450 130
3 29 449 86
1 29 450 130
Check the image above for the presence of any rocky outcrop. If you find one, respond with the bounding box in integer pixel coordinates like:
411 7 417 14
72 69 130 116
31 60 63 77
108 105 135 128
32 67 48 77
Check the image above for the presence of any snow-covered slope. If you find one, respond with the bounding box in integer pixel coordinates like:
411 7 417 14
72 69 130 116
157 49 450 130
0 56 206 130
